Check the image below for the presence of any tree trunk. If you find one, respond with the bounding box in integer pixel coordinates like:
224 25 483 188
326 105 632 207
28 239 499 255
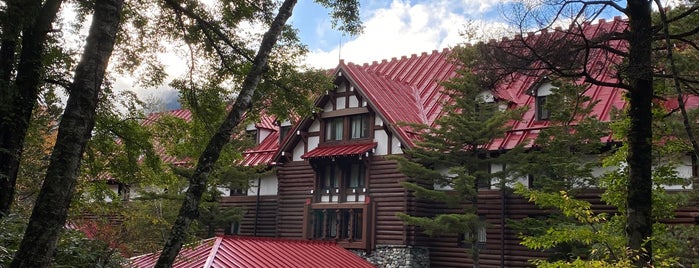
10 0 124 265
0 0 63 217
625 0 654 266
153 0 297 266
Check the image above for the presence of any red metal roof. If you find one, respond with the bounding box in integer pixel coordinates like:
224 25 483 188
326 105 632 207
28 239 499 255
330 18 634 151
142 109 193 126
301 143 377 159
486 17 629 150
338 49 457 147
130 236 376 268
240 131 280 166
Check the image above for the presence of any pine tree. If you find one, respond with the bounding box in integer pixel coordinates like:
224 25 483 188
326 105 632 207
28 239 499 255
392 45 523 267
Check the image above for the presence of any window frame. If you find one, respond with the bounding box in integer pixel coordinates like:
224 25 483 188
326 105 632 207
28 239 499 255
536 95 550 121
350 114 370 140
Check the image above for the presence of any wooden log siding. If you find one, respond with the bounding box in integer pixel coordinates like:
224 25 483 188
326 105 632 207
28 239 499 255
367 157 417 246
272 156 415 247
276 161 315 238
419 189 699 268
218 195 278 237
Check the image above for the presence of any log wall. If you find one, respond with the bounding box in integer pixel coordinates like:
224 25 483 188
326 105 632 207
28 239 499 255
218 156 699 268
218 195 278 237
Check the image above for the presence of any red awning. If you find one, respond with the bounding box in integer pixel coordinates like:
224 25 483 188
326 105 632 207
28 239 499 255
301 143 377 159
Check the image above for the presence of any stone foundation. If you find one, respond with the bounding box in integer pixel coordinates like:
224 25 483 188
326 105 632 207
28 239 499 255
352 245 429 268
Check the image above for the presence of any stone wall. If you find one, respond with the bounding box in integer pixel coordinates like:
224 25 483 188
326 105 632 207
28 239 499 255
352 245 429 268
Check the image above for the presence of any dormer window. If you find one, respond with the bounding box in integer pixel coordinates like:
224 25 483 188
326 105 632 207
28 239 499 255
534 81 555 121
246 129 258 144
279 125 292 143
475 91 496 114
536 96 550 121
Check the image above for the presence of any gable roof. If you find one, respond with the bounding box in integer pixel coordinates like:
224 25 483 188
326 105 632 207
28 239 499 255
323 18 632 152
487 17 629 150
129 236 376 268
336 49 458 147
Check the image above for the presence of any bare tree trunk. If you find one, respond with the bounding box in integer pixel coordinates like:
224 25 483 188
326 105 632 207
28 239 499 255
153 0 297 266
10 0 124 265
0 0 63 217
625 0 654 266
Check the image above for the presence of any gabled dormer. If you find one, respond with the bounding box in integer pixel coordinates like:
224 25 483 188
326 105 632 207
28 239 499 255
527 79 556 121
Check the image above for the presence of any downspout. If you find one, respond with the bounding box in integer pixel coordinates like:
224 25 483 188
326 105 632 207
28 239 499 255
253 175 261 236
500 187 506 268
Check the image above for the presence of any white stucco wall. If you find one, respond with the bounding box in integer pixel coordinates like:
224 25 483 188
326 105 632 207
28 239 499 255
537 82 555 96
259 129 271 144
391 135 403 155
349 95 359 108
292 141 304 161
374 129 389 155
248 174 278 196
308 136 319 152
336 96 346 109
309 119 320 132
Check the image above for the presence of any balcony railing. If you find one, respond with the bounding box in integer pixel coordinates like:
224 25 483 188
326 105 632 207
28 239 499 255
314 187 367 203
302 197 373 250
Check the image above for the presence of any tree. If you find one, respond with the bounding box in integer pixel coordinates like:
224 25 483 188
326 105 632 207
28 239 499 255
391 46 523 267
10 0 125 266
153 0 362 266
479 0 699 264
513 104 699 266
0 0 65 217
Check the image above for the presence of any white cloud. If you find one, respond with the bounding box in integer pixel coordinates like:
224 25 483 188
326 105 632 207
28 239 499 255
303 0 513 69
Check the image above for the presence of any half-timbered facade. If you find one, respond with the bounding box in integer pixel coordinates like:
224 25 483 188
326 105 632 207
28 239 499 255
221 17 699 267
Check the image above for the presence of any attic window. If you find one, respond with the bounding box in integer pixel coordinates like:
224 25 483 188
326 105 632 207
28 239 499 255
279 125 292 143
534 82 555 121
536 96 550 121
475 91 496 114
246 129 258 144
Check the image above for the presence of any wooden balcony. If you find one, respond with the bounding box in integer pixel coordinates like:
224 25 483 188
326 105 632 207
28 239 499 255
302 197 374 250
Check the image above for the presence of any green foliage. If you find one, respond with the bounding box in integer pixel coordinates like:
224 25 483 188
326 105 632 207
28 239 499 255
313 0 363 35
509 80 609 192
515 100 699 266
13 90 63 215
392 45 523 264
0 214 127 267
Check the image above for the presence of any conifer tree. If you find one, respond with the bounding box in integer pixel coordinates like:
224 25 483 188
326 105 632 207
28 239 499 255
392 46 522 267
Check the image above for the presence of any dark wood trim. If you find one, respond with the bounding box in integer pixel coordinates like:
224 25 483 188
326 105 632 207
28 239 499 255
311 202 367 209
320 107 369 118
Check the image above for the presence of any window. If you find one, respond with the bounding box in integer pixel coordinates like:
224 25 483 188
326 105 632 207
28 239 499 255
279 125 292 143
459 225 487 249
325 117 343 141
533 81 554 121
311 208 364 241
347 163 365 188
316 161 367 203
230 187 247 196
321 165 341 190
350 114 370 139
536 95 550 121
246 129 258 144
226 221 241 235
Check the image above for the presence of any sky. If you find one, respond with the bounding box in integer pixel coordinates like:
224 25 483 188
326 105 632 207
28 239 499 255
290 0 514 69
128 0 625 109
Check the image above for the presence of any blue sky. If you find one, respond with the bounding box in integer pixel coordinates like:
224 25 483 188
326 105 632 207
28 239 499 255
289 0 625 69
118 0 627 108
288 0 518 68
